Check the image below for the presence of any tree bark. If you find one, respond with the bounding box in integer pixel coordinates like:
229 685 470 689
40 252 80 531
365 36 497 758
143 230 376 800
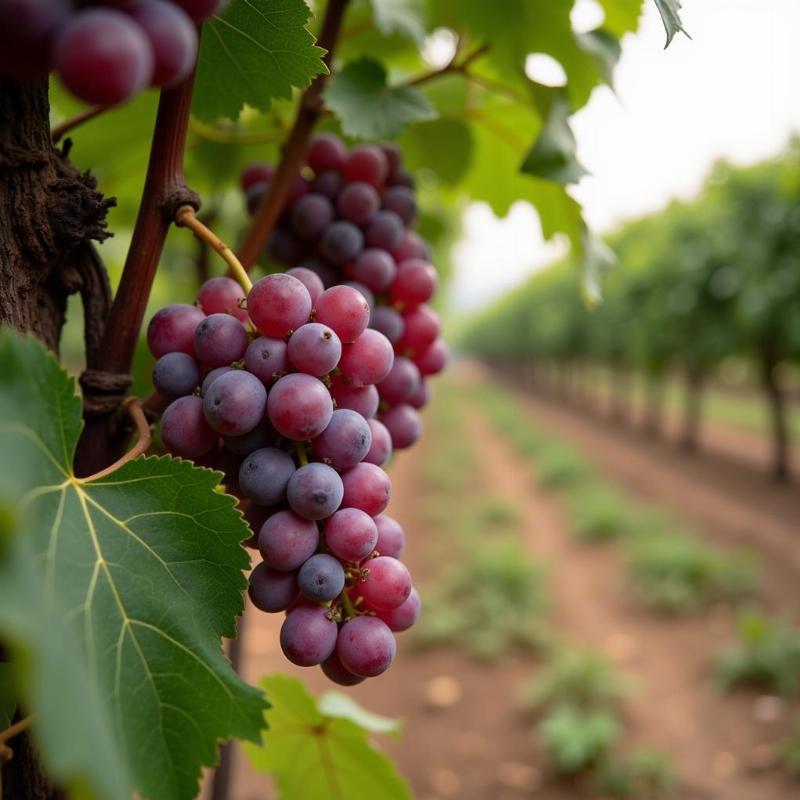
760 352 790 483
0 77 113 800
680 367 703 452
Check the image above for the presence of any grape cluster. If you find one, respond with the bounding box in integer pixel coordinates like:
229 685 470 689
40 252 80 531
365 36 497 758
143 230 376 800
241 134 449 448
0 0 225 106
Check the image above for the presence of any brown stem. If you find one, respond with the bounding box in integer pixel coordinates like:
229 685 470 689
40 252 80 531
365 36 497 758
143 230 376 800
74 66 200 476
402 43 489 87
0 718 32 747
51 105 104 144
236 0 350 270
81 399 151 482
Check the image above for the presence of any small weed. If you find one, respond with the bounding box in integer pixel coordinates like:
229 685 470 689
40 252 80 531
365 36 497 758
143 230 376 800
593 749 677 799
538 706 619 774
567 484 638 543
476 496 520 529
536 443 594 489
625 533 757 613
521 646 631 711
715 609 800 695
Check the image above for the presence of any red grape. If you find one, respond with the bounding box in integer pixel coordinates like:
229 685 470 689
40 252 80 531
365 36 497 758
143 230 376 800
374 515 404 558
306 133 347 174
248 273 312 338
147 303 205 358
161 395 217 459
363 419 392 467
197 276 247 321
342 145 389 187
324 508 378 563
359 555 411 610
259 510 319 571
338 329 394 387
203 370 267 436
311 409 372 470
280 605 338 667
336 616 396 677
313 285 370 344
341 463 391 516
267 373 333 441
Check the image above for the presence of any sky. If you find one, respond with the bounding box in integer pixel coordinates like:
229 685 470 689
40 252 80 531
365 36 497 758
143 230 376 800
448 0 800 312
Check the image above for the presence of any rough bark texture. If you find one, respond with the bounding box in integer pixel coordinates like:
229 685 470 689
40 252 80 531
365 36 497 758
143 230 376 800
0 79 113 352
0 78 113 800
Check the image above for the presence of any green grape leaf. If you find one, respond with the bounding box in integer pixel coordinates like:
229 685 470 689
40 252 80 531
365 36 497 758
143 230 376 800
194 0 326 122
0 332 266 800
245 674 411 800
318 691 402 735
521 89 588 186
598 0 646 37
398 118 474 185
653 0 690 48
576 29 623 87
369 0 426 44
324 58 437 140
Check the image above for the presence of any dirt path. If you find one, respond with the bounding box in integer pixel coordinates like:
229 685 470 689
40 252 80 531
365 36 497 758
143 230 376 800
461 398 795 800
220 369 798 800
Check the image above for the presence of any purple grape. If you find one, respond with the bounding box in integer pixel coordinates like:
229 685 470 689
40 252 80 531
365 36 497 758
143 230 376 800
376 587 420 632
338 329 394 387
297 553 345 602
239 447 296 506
147 303 205 358
397 304 440 355
365 210 404 250
380 142 402 178
337 181 380 225
390 230 425 263
359 556 411 610
389 169 415 189
161 395 217 459
287 462 344 521
416 339 449 376
0 0 70 79
246 182 267 216
363 419 392 467
172 0 228 22
324 508 378 563
329 375 380 419
54 9 154 106
311 409 372 471
197 276 247 321
259 510 319 571
382 185 417 226
223 417 278 455
291 193 335 240
152 352 200 398
374 515 404 558
194 313 248 368
377 356 421 406
370 306 404 344
319 221 363 265
307 133 346 173
267 373 333 441
267 227 306 267
287 323 342 377
203 370 267 436
313 285 370 345
248 562 298 613
390 259 437 309
379 404 422 449
312 170 344 200
321 651 365 686
280 604 338 667
244 336 288 384
337 616 396 677
352 249 396 293
248 273 312 339
201 366 233 395
122 0 197 88
342 145 389 187
341 463 391 516
286 267 325 304
241 162 272 192
408 378 431 409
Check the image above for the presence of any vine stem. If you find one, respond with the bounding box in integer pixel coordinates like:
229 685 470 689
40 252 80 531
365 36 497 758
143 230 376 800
402 43 489 87
51 104 104 143
175 206 252 292
75 62 199 476
0 717 32 747
236 0 350 270
81 398 151 482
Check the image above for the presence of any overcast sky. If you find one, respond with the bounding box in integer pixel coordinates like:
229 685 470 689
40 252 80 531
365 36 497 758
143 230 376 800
448 0 800 312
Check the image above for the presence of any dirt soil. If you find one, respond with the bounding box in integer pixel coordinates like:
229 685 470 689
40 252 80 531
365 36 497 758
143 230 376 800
220 365 800 800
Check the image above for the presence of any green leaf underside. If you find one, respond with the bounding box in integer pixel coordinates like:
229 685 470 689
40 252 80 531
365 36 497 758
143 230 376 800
369 0 426 44
193 0 326 122
0 332 266 800
653 0 690 48
325 58 437 140
318 691 402 736
521 90 588 186
246 674 411 800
